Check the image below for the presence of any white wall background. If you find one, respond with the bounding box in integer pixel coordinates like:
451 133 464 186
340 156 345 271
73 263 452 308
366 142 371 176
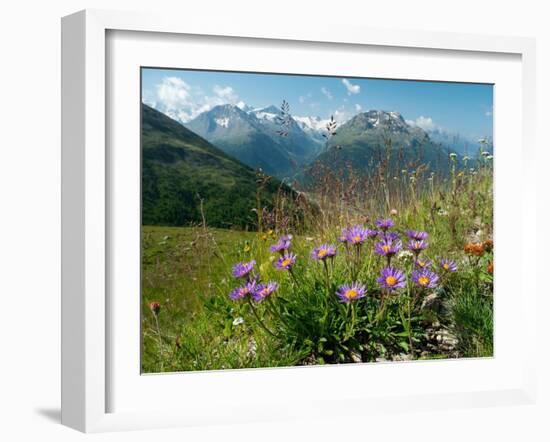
0 1 547 440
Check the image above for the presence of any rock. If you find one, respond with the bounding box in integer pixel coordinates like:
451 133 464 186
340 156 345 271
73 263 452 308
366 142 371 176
350 351 362 363
425 324 459 356
246 337 257 359
302 354 317 366
421 292 441 311
392 353 413 362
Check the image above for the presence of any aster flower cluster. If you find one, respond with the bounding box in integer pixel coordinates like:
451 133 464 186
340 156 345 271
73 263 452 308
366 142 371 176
227 223 459 316
228 259 279 303
334 221 458 295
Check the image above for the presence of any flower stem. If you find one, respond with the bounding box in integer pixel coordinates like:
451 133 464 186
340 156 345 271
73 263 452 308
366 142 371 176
247 297 277 338
288 268 299 287
153 315 164 371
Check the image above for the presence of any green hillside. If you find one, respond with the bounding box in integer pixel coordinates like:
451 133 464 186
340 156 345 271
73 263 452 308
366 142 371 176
141 104 285 229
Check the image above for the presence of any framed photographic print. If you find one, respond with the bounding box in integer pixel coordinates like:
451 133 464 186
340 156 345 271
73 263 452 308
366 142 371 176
61 9 537 432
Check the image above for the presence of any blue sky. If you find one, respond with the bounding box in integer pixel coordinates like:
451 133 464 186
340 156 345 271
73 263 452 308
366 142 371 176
142 67 493 141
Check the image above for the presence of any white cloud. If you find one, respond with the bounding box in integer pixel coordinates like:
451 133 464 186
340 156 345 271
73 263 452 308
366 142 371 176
321 87 333 100
355 104 362 112
406 116 438 131
150 76 243 123
342 78 360 95
330 105 354 124
298 95 306 104
213 85 239 102
156 77 192 111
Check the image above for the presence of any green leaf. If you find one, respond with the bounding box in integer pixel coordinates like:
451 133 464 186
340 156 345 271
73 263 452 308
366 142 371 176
398 341 410 352
223 319 232 338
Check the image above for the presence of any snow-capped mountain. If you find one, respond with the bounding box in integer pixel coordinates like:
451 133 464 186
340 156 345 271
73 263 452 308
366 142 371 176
185 104 321 177
293 116 330 144
297 109 456 184
165 101 476 180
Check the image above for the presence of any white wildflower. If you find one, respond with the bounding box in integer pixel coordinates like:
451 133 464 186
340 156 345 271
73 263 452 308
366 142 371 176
232 317 244 326
397 250 414 263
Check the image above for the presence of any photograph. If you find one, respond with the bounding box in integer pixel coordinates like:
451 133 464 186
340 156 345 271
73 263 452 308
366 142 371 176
140 68 494 373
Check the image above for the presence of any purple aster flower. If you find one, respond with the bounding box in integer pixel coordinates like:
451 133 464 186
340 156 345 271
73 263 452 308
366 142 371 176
439 258 458 273
274 252 297 270
311 244 337 261
338 229 349 243
252 281 278 302
229 280 257 300
378 231 400 242
344 225 369 245
375 218 395 231
335 282 367 303
406 239 429 256
366 229 379 240
375 238 402 257
406 230 429 241
412 269 439 289
270 235 292 254
232 260 256 279
377 267 406 291
414 258 432 269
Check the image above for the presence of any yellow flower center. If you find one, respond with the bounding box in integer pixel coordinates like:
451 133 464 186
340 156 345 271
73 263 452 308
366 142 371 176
443 263 449 270
383 245 391 253
353 235 361 243
386 276 397 286
345 289 359 299
260 288 269 296
281 258 292 267
418 276 429 286
418 261 426 267
318 249 328 258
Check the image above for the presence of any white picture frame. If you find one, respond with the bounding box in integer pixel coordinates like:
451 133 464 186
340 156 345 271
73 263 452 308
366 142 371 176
61 9 537 433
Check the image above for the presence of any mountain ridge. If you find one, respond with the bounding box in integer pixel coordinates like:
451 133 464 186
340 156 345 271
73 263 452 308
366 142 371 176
185 104 321 177
141 103 286 228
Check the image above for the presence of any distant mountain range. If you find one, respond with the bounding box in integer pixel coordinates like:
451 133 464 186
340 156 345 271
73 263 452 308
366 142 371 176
185 104 321 177
425 128 486 157
141 103 288 228
182 103 488 178
142 101 490 227
298 110 456 183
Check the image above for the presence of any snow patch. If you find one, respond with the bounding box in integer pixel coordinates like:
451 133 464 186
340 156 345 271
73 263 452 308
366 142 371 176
215 117 230 128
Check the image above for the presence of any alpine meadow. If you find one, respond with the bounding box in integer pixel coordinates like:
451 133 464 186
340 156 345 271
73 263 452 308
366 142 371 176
141 69 494 373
